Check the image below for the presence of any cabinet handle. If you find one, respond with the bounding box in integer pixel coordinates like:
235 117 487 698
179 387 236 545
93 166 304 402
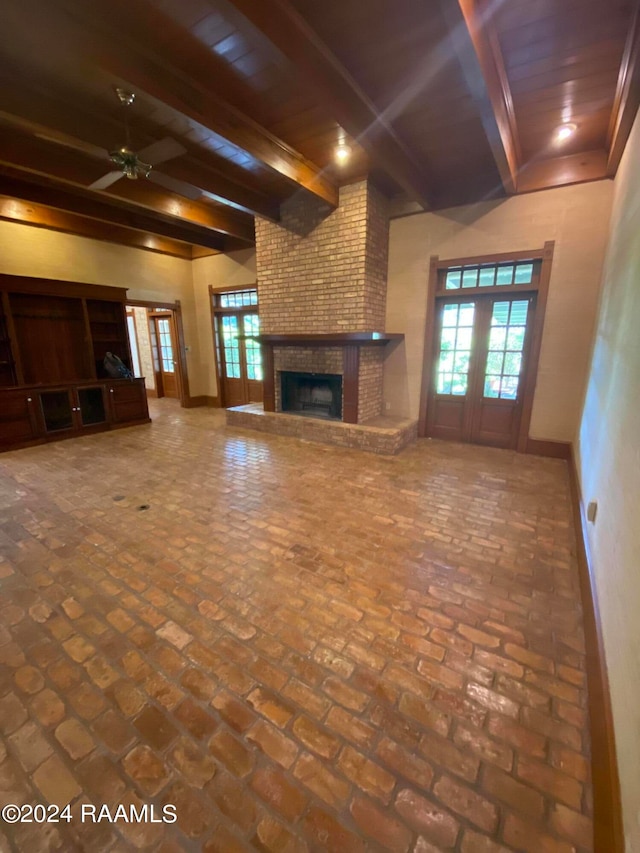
109 389 114 394
27 397 32 403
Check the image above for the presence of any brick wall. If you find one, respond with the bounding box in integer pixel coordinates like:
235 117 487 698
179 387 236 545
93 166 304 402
358 348 384 422
256 181 389 334
256 178 390 422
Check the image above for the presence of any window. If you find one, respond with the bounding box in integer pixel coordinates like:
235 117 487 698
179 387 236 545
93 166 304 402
444 261 535 291
217 289 258 308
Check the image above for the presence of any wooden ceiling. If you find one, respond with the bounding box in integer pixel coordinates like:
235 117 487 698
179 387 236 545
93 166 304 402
0 0 637 256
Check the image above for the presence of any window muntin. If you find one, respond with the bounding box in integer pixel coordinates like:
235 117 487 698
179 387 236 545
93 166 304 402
218 289 258 308
243 314 262 381
436 302 475 395
221 315 241 379
444 261 534 291
156 317 174 373
483 300 529 400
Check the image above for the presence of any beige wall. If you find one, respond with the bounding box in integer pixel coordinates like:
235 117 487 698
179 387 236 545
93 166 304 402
577 113 640 850
0 180 615 431
191 248 256 398
385 180 614 440
0 222 218 396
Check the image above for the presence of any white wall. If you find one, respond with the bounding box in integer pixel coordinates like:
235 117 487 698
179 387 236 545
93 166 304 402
577 112 640 850
191 248 256 397
386 181 614 440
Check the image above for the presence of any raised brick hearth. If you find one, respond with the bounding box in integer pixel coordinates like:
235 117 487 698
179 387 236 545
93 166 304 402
227 403 418 455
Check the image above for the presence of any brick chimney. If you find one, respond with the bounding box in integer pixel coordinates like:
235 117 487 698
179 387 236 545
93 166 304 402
255 180 391 422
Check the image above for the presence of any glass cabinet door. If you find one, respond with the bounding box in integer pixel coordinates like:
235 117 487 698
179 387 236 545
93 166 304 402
77 386 107 426
40 390 74 432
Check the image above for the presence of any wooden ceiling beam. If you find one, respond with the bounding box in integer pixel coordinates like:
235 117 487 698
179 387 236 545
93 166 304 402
0 130 254 244
438 0 520 193
52 0 338 208
0 166 227 252
0 73 281 222
0 196 194 259
607 0 640 174
223 0 436 209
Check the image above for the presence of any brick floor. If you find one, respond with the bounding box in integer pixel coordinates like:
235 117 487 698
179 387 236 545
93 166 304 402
0 399 591 852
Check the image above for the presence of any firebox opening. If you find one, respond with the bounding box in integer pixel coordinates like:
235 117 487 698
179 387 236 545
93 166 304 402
280 371 343 420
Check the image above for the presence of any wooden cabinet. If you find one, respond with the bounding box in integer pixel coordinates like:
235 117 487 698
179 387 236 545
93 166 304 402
39 384 110 435
0 389 40 448
0 379 150 452
0 274 150 452
107 379 150 424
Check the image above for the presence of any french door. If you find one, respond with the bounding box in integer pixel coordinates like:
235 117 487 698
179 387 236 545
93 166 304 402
427 294 535 448
151 313 180 399
217 312 263 407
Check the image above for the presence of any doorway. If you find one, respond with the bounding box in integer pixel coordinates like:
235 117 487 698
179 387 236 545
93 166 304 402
420 244 553 451
427 295 535 448
126 300 189 406
149 312 181 399
210 287 263 407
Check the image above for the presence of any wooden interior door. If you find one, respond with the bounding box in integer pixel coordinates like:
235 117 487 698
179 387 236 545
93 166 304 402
152 314 180 399
217 311 263 406
427 294 535 449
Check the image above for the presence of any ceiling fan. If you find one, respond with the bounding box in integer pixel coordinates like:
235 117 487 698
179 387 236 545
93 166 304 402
88 88 200 200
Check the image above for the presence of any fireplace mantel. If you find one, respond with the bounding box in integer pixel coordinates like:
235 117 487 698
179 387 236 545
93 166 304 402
249 332 403 347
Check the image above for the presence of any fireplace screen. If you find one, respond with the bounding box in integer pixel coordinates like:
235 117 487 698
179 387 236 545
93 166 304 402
280 371 342 420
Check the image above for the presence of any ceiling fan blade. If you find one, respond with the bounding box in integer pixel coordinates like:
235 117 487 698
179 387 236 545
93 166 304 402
0 111 110 161
147 170 201 200
137 137 186 166
88 171 124 191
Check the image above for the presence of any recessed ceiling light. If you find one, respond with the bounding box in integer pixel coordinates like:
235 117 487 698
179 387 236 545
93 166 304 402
334 143 351 164
555 123 577 142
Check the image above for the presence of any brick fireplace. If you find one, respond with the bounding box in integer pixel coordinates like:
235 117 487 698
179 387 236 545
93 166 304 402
226 179 417 453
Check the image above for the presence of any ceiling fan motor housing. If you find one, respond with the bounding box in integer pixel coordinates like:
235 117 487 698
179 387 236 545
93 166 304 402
109 147 152 179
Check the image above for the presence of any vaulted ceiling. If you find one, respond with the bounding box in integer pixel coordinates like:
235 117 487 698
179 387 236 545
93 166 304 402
0 0 638 258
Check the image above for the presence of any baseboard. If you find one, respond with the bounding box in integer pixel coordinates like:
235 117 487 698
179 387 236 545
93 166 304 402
525 438 571 458
146 387 158 398
183 395 219 408
568 448 624 853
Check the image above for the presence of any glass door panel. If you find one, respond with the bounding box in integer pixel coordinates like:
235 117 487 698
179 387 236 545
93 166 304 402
221 315 241 379
243 314 262 381
436 302 475 396
40 390 74 432
157 318 175 373
483 300 529 400
78 387 107 426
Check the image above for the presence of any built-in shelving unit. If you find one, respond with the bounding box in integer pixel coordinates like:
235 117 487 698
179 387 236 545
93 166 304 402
0 294 18 387
0 274 149 452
